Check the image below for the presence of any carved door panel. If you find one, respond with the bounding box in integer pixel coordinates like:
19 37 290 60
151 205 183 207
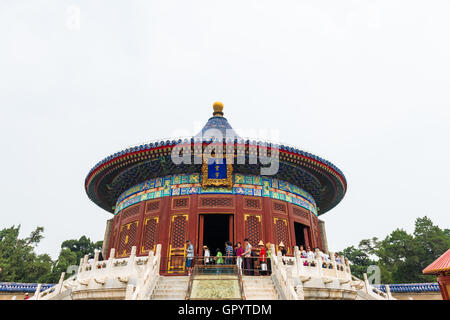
167 214 188 273
244 214 262 247
141 216 159 254
274 217 291 254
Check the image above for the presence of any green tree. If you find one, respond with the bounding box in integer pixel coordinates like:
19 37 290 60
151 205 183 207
0 225 52 283
340 216 450 284
48 236 103 282
0 226 103 283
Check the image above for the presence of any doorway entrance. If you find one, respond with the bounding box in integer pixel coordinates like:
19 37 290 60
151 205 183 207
199 214 233 255
294 222 309 248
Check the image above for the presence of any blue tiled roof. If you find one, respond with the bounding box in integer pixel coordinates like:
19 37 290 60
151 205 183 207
0 282 55 293
195 115 241 140
374 283 440 293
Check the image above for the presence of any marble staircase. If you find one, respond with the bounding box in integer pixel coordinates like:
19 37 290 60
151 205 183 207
242 276 279 300
150 276 189 300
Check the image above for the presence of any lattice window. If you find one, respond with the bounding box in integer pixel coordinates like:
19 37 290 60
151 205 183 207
274 218 290 253
173 198 189 209
245 215 261 246
121 204 140 220
200 197 233 207
273 202 287 213
146 200 160 212
142 217 159 253
171 215 187 248
125 221 138 255
293 206 309 220
244 198 261 210
118 221 138 257
118 228 127 257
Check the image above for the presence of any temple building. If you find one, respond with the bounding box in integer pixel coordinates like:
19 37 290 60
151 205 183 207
85 102 347 275
30 102 395 300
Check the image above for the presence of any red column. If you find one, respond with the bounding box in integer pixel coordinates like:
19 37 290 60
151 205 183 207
262 197 274 245
159 197 171 261
235 195 245 245
303 227 310 248
135 202 146 256
198 214 204 255
287 204 297 251
229 214 234 244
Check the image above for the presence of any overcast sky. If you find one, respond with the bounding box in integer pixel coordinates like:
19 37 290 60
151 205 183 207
1 1 449 259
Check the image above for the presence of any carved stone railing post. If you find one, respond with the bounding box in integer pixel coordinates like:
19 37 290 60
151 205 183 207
385 285 392 300
363 273 370 294
78 258 84 274
94 250 100 264
344 257 351 282
57 272 66 294
83 254 89 272
155 244 162 271
329 252 338 279
34 284 42 300
294 246 304 277
107 248 116 279
270 244 277 270
285 268 298 300
315 248 323 278
129 246 137 274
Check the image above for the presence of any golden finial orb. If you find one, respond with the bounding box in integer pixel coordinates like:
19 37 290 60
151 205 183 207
213 101 224 116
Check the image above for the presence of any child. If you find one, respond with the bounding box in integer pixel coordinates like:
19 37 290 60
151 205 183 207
215 248 224 265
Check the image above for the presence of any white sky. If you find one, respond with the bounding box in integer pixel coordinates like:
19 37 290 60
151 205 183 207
1 1 449 259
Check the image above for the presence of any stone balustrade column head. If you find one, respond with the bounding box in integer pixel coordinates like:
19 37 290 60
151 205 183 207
94 250 100 264
363 273 370 293
385 285 392 300
294 246 300 258
130 246 137 262
155 244 162 272
35 284 42 300
58 272 66 294
109 248 116 259
83 254 89 272
314 248 321 260
330 252 336 262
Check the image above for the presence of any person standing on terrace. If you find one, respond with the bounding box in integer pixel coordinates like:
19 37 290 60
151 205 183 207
258 241 267 276
243 238 253 275
225 241 233 265
265 242 272 275
186 240 194 275
299 245 307 258
236 242 243 271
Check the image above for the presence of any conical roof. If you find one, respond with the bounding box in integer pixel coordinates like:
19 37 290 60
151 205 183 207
85 101 347 216
195 101 241 140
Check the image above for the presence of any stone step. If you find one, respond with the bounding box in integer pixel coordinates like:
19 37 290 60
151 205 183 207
243 283 276 288
243 282 275 287
242 278 274 283
152 289 187 295
151 294 186 300
244 287 277 293
157 284 188 288
245 295 278 300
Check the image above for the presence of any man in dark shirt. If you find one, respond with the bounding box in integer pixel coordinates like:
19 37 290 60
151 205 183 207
225 241 233 265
